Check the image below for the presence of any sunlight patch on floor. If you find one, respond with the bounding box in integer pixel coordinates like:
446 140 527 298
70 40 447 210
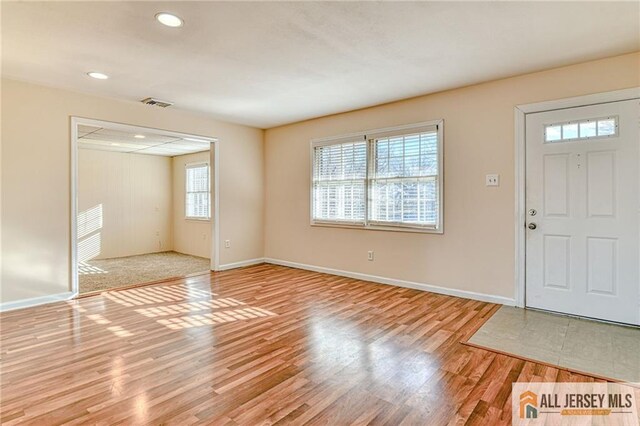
157 307 277 330
135 298 246 317
78 261 108 275
104 284 214 307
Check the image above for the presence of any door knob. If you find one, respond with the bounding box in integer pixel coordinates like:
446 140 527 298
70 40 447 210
528 223 537 230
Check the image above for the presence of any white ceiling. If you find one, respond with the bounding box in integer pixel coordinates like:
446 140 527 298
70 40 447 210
3 2 639 129
78 125 210 156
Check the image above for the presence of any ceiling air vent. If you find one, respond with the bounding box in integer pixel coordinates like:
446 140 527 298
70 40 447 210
140 97 173 108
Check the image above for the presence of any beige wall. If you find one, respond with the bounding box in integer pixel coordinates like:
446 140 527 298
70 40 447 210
1 78 263 303
1 53 638 306
264 52 640 301
172 151 211 258
80 149 215 262
78 149 173 260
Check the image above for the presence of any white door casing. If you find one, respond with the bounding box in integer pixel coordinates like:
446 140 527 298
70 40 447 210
525 99 640 325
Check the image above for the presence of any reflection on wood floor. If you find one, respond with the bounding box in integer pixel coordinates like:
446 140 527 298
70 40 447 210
0 264 602 425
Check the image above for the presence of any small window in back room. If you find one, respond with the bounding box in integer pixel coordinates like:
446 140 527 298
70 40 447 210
185 162 210 219
544 116 618 142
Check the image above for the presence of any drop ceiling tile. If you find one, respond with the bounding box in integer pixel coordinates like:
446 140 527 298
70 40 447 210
94 128 179 144
79 144 134 153
173 140 211 149
77 124 210 156
79 139 141 150
80 134 161 147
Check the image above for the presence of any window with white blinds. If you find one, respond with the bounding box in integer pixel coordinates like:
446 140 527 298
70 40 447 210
312 141 367 223
369 130 439 227
311 121 443 232
185 163 210 219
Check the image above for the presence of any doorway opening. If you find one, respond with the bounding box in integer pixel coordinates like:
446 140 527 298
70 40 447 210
515 89 640 326
71 118 219 295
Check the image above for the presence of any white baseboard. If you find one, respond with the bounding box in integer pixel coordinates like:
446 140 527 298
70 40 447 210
264 258 515 306
0 291 76 313
217 257 265 271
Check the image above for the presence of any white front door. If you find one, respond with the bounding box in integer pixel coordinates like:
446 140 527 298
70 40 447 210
525 99 639 325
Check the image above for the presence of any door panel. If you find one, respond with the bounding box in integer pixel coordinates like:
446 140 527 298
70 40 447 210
543 154 570 217
586 151 616 217
543 234 571 289
525 99 639 325
586 237 616 295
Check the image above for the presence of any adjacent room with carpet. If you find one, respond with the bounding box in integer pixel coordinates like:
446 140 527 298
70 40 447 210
76 122 214 294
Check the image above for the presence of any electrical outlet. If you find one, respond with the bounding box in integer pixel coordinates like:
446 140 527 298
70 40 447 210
224 240 231 248
486 174 500 187
367 250 374 261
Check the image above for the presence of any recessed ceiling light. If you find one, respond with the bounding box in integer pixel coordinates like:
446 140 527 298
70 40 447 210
111 143 121 146
155 12 183 27
87 71 109 80
134 134 146 139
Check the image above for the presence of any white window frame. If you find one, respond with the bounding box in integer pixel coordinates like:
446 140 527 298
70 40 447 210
311 135 368 227
310 120 444 234
543 115 619 143
185 161 211 220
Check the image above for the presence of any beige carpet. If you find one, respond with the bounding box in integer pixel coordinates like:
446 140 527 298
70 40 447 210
79 251 210 293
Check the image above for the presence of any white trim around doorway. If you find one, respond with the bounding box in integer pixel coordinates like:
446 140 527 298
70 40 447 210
513 87 640 308
70 117 221 298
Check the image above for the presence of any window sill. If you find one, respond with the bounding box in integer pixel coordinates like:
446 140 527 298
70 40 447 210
185 217 211 222
310 221 443 234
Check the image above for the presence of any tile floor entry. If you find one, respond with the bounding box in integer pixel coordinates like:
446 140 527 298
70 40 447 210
466 306 640 383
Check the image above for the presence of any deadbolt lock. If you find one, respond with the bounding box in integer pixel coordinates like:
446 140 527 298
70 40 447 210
528 209 537 216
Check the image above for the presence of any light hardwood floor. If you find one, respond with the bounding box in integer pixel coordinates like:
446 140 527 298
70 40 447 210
0 264 601 425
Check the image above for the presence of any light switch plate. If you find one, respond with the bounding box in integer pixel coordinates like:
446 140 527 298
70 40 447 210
486 174 500 186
